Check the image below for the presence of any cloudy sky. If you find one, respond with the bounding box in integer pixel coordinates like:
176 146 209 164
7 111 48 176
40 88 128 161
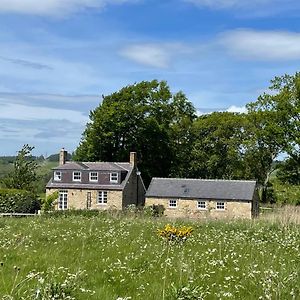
0 0 299 156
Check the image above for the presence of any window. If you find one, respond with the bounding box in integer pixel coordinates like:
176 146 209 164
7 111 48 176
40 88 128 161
54 171 61 181
58 190 68 210
169 199 177 208
110 172 118 183
197 201 206 210
216 201 225 210
89 172 98 182
73 171 81 182
97 191 108 204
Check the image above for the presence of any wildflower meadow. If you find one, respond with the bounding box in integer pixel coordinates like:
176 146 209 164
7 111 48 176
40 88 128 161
0 213 299 299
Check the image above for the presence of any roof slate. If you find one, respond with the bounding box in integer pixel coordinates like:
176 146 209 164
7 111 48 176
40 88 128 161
146 178 257 201
52 162 132 172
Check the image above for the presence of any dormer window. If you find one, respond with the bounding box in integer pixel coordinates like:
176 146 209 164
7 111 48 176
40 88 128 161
73 171 81 182
110 172 118 183
54 171 61 181
89 172 98 182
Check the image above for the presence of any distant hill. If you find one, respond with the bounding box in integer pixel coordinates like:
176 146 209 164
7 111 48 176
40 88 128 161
47 153 73 162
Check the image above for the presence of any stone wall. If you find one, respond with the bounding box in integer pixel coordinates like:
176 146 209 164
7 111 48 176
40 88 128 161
145 197 253 219
46 188 123 210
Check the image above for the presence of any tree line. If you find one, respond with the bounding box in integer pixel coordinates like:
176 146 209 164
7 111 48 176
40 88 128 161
74 73 299 202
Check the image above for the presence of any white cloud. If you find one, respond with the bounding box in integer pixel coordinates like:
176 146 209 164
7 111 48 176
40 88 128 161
0 0 136 16
120 44 170 68
0 102 88 123
220 29 300 61
226 105 247 113
120 43 190 68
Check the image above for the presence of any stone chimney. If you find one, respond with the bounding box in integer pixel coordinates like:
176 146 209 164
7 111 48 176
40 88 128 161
130 152 137 168
59 148 67 165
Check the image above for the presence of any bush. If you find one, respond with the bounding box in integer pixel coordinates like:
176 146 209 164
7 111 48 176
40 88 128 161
143 204 165 217
0 189 40 213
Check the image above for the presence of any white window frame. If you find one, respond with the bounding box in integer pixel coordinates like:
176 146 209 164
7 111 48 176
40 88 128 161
169 199 177 208
54 171 61 181
58 190 68 210
97 191 108 205
197 201 207 210
216 201 225 210
110 172 118 183
89 172 98 182
72 171 81 182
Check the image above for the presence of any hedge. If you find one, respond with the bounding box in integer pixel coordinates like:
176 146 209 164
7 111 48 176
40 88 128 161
0 189 41 213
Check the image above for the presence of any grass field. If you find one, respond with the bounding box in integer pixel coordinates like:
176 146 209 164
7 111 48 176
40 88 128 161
0 213 299 299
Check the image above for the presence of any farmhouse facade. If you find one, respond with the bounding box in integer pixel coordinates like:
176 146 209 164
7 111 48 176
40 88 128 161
145 178 259 219
46 149 146 210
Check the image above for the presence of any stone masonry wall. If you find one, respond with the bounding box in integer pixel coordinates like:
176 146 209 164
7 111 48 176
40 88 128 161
145 197 253 219
46 188 123 210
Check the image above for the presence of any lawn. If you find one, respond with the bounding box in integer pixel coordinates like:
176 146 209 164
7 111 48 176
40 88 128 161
0 214 299 299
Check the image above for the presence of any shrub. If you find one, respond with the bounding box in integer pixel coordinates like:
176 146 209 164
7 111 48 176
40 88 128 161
144 204 165 217
0 188 40 213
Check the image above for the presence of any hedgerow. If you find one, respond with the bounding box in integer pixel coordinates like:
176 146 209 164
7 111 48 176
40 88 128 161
0 188 40 213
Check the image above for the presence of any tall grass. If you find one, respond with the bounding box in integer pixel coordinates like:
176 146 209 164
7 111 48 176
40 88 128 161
0 213 299 299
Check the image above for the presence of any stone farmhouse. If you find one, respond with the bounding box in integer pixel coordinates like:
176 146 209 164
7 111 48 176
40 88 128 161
145 178 259 219
46 149 146 210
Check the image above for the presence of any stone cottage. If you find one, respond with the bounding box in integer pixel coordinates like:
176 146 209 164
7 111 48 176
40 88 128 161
145 178 259 219
46 149 146 210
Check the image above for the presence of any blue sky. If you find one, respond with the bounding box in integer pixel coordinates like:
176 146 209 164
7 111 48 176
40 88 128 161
0 0 299 156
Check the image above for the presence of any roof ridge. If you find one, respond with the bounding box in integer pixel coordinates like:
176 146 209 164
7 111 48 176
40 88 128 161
115 162 131 171
83 161 129 164
152 177 257 183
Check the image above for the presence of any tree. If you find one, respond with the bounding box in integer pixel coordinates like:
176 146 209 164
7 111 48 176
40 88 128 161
246 72 300 201
1 144 38 191
189 112 246 179
74 80 196 185
277 157 300 185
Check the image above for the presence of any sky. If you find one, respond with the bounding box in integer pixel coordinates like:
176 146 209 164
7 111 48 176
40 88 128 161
0 0 299 156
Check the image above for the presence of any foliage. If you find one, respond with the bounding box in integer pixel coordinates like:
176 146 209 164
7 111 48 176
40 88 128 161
157 224 193 242
170 283 207 300
271 179 300 205
1 144 38 191
74 80 196 185
41 191 59 212
144 204 165 217
277 157 300 185
190 112 246 179
0 216 299 299
0 189 40 213
0 264 93 299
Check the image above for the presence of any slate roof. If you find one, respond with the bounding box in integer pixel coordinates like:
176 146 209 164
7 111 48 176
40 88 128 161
52 162 132 171
47 161 133 190
146 178 257 201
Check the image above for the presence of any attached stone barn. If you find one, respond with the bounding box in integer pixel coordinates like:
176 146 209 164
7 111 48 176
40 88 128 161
145 178 259 219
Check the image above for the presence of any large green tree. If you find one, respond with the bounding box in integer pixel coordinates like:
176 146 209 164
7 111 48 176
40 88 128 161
189 112 246 179
1 144 38 191
74 80 196 185
245 72 300 201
